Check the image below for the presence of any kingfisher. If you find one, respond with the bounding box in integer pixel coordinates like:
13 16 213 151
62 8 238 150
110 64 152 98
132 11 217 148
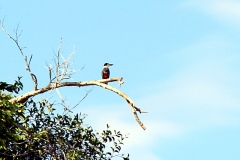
102 63 113 84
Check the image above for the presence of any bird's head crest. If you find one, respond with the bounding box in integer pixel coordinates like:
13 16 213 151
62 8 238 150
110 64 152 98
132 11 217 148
104 63 113 66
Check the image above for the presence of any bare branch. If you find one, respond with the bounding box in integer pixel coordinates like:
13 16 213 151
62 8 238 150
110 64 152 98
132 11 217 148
9 77 147 130
55 88 73 113
1 21 38 90
46 39 79 86
9 78 121 103
71 87 93 110
1 21 147 130
61 150 67 160
45 61 53 84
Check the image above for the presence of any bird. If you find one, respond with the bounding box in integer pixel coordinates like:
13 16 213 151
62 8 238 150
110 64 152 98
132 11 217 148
102 63 113 84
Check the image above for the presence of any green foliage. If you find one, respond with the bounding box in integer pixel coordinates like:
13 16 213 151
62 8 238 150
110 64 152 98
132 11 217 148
0 79 25 150
0 79 129 159
0 77 23 94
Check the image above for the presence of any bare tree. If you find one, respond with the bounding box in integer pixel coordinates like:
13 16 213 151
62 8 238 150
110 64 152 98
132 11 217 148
1 21 148 130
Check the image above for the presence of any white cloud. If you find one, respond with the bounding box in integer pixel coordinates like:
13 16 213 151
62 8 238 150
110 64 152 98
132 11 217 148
78 104 185 142
138 34 240 130
181 0 240 25
75 104 183 160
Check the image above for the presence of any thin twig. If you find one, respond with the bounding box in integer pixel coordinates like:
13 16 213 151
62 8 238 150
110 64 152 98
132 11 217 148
55 88 73 113
1 20 38 90
71 87 93 110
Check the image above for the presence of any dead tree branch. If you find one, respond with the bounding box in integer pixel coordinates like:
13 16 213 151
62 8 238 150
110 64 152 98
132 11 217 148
71 87 93 110
9 78 122 103
1 21 147 130
1 20 38 90
9 77 147 130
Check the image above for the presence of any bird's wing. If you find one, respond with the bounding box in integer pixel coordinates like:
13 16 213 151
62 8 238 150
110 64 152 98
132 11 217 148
102 68 110 79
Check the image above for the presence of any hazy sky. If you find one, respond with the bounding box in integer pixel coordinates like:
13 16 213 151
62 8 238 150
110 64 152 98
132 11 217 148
1 1 240 159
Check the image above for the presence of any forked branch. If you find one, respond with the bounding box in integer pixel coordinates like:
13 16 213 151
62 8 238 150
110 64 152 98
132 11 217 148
1 21 148 130
1 20 38 90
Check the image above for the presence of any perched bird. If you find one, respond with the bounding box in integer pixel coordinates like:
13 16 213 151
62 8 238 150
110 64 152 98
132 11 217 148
102 63 113 84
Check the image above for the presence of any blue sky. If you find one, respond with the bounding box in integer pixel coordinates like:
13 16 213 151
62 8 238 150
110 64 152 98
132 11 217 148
1 1 240 159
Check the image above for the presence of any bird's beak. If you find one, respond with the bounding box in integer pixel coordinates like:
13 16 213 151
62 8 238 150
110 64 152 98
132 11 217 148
109 64 113 66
